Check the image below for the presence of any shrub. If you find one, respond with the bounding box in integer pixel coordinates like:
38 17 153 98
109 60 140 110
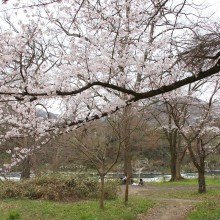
104 180 119 200
0 181 21 198
0 174 119 202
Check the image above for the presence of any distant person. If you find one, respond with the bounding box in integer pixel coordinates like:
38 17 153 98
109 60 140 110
138 178 144 186
122 175 127 184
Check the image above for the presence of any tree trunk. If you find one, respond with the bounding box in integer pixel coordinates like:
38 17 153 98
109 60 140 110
30 154 41 177
20 155 31 179
176 134 184 180
99 174 105 209
121 105 133 203
124 147 132 184
198 161 206 193
124 177 129 205
198 170 206 193
187 139 206 193
169 130 183 181
170 145 177 181
175 158 183 180
20 137 31 179
169 130 178 181
124 148 131 204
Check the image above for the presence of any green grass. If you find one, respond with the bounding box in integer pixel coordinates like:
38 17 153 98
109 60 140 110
153 187 219 200
154 176 220 186
187 200 220 220
141 177 220 200
142 177 220 219
0 197 155 220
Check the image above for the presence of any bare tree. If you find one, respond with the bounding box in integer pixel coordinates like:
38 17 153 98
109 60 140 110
67 120 121 209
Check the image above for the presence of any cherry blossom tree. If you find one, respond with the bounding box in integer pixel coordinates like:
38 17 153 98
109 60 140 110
147 97 186 181
0 0 220 172
146 81 207 181
169 80 220 193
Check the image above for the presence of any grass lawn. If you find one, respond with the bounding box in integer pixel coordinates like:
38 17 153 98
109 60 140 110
146 177 220 219
155 176 220 186
187 200 220 220
145 177 220 200
0 197 155 220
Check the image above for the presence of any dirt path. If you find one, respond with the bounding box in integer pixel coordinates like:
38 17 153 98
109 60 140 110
136 198 196 220
121 185 203 220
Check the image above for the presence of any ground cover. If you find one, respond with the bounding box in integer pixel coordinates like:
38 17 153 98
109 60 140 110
0 197 155 220
126 177 220 220
187 200 220 220
1 176 220 220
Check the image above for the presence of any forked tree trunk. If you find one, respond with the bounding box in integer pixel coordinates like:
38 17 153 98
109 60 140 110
170 148 183 181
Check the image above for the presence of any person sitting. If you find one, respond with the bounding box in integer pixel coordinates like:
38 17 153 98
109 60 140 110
138 178 144 186
121 175 127 184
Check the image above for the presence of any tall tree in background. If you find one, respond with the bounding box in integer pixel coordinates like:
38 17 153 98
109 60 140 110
170 80 220 193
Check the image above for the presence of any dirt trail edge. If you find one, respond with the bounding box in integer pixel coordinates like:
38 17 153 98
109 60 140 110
121 185 201 220
136 198 196 220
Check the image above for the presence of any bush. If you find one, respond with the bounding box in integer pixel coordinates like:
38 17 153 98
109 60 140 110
0 174 119 202
104 180 120 200
0 181 21 198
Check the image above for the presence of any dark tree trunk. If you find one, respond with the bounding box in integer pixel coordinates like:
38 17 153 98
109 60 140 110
198 170 206 193
124 147 132 184
198 160 206 193
124 176 129 204
170 146 183 181
124 147 131 204
169 130 183 181
170 144 177 181
121 105 133 204
187 139 206 193
176 159 183 180
99 174 105 209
